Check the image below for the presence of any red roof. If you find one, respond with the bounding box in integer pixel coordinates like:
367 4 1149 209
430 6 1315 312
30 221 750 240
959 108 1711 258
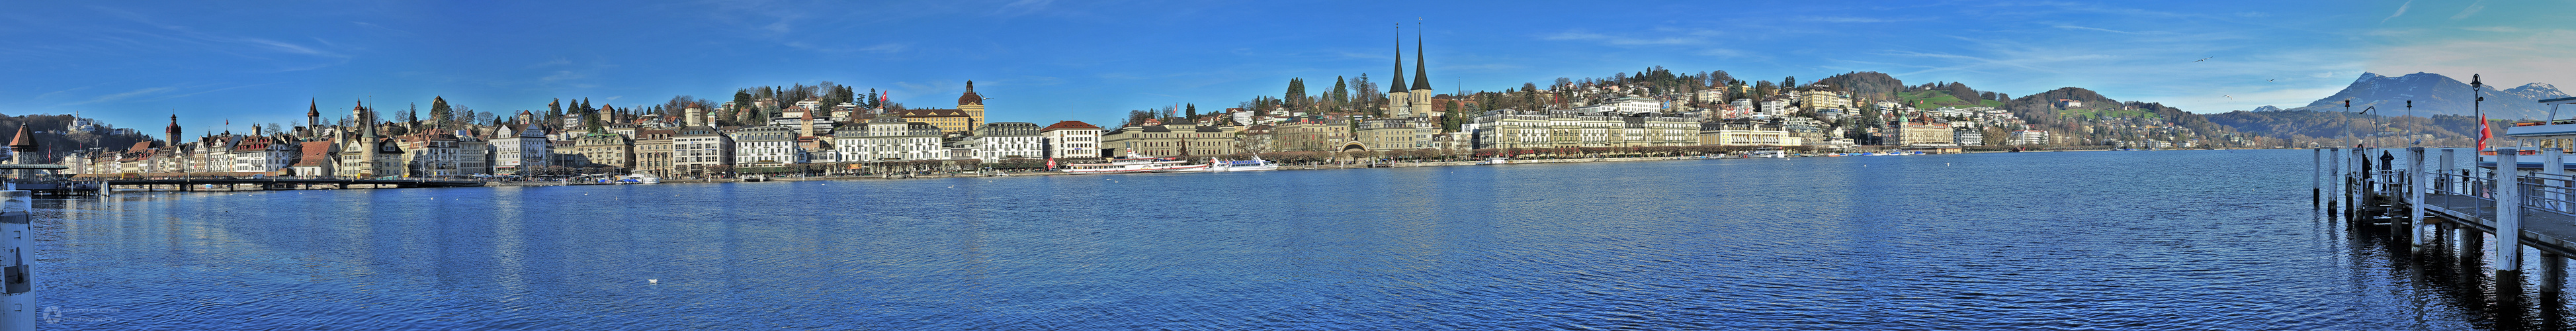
957 81 984 105
7 124 34 150
294 141 334 167
1041 120 1101 132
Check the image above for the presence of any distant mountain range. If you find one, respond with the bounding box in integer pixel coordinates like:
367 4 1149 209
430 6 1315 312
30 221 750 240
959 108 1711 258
2276 72 2569 119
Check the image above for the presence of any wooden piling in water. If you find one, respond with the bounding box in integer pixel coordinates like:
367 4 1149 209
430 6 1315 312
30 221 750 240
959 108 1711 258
2500 148 2528 276
2413 147 2430 254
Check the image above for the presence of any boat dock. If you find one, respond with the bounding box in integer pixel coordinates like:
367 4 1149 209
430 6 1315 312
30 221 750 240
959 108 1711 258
2333 146 2576 327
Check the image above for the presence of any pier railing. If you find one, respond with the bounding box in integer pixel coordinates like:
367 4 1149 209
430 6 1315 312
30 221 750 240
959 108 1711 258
2427 170 2497 221
2524 172 2576 217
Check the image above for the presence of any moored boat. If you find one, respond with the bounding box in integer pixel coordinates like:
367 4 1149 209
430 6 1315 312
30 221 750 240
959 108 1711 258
1062 153 1209 174
1209 155 1279 171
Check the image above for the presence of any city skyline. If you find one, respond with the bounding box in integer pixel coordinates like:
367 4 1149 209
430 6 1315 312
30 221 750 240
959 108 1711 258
5 0 2569 132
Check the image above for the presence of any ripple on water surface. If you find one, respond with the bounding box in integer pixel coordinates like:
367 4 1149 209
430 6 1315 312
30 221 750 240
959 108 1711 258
36 150 2482 330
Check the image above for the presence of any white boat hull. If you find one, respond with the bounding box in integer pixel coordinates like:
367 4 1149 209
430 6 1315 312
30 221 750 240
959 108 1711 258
1211 164 1278 171
1062 164 1210 174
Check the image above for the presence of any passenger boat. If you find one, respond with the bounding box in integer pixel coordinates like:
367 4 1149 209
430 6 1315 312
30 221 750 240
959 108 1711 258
1209 155 1279 171
1062 153 1209 174
2484 96 2576 169
623 173 661 184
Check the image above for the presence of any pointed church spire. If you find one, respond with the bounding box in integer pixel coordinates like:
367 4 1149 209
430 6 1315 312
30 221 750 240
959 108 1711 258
1390 24 1406 94
1411 21 1432 92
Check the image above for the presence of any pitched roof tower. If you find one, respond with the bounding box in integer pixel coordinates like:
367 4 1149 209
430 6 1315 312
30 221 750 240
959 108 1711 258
10 124 37 153
165 115 181 148
1410 22 1432 92
1389 24 1406 94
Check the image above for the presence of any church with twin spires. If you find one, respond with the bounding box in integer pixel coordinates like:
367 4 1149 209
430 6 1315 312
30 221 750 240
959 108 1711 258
1385 26 1439 120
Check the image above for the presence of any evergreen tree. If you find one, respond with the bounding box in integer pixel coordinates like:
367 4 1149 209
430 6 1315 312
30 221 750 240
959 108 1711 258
1184 103 1199 118
731 90 754 124
546 99 564 125
1285 77 1307 111
586 105 607 133
429 96 453 130
1331 76 1350 111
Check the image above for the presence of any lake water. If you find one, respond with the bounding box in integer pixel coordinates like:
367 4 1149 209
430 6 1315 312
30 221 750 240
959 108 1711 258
30 150 2509 329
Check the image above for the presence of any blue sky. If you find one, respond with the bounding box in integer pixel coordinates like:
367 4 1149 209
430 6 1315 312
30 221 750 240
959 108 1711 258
5 1 2570 134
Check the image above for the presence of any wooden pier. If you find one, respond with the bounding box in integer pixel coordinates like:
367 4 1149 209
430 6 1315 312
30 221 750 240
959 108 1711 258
2339 146 2576 328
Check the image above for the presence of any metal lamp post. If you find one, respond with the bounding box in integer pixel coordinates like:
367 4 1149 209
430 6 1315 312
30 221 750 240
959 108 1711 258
2475 74 2487 149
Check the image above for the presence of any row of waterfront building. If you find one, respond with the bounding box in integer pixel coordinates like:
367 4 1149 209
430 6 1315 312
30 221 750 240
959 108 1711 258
52 79 2051 179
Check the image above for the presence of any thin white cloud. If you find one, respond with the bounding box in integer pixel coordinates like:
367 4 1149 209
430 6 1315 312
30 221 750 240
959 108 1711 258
34 83 110 101
1696 48 1752 58
73 86 175 105
527 58 572 68
996 0 1053 17
150 83 276 101
542 71 584 82
2451 0 2486 20
2053 24 2139 34
1799 16 1900 23
1540 30 1706 46
2383 1 2411 23
82 6 351 71
858 43 908 54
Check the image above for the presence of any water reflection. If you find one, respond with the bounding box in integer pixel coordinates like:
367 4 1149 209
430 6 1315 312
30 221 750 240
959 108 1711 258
29 150 2545 329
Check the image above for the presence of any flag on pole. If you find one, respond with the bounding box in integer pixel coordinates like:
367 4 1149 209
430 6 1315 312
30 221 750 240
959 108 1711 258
2478 115 2493 151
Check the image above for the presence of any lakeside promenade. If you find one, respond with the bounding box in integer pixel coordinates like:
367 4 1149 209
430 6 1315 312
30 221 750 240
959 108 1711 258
492 148 2144 186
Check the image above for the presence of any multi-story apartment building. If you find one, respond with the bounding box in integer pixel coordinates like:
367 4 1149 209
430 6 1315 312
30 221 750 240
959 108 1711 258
1889 115 1956 147
2008 130 2051 146
1699 120 1799 146
834 114 945 163
1355 118 1437 151
572 132 634 171
968 122 1043 161
1271 118 1351 152
1471 109 1551 150
398 132 462 177
633 129 675 177
492 124 550 175
1039 121 1103 159
455 132 489 175
1954 130 1985 146
1099 118 1238 157
1798 91 1852 111
228 134 296 174
732 126 800 169
673 126 732 176
1623 114 1700 147
334 137 404 178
